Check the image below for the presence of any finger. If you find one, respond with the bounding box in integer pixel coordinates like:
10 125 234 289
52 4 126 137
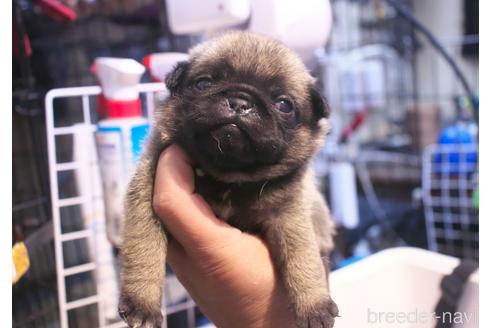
153 145 233 249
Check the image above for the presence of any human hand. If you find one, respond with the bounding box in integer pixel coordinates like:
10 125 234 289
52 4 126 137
152 145 296 328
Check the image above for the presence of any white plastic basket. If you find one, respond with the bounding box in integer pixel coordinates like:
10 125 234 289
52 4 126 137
422 143 478 260
330 247 478 328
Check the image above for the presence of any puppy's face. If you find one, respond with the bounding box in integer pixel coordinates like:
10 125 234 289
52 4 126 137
164 32 329 183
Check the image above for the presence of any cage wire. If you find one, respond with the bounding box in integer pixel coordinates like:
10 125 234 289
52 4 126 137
44 84 201 328
422 144 479 260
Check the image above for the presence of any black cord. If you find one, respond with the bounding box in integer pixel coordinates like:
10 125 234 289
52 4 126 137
382 0 478 122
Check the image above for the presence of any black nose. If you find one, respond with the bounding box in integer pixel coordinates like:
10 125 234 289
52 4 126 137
228 96 253 113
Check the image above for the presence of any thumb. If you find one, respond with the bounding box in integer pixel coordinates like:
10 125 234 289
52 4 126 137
153 145 233 250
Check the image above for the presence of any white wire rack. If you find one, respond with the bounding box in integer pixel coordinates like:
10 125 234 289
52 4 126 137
45 84 199 328
422 143 479 260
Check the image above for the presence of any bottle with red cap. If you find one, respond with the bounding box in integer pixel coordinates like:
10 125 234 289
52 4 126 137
93 57 149 248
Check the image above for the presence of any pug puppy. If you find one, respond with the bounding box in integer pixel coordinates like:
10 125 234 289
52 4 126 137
118 31 338 328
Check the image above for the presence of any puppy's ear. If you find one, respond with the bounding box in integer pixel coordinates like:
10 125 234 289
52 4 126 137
165 61 190 95
309 86 330 120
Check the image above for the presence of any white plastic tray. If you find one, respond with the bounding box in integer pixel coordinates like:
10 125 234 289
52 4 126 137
330 247 479 328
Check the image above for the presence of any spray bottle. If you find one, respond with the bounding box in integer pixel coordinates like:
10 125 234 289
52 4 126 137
93 57 148 248
142 52 189 82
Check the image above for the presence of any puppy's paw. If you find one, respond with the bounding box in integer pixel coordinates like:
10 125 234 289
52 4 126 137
118 294 163 328
297 297 339 328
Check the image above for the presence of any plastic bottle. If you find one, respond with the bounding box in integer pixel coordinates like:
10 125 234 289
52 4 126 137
142 52 189 82
435 123 477 175
329 161 360 229
93 57 148 247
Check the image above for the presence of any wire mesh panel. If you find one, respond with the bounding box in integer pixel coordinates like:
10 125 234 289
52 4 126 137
45 84 199 328
422 144 478 260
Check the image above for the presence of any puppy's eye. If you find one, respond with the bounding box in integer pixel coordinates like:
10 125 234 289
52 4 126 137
275 99 294 114
195 77 212 91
